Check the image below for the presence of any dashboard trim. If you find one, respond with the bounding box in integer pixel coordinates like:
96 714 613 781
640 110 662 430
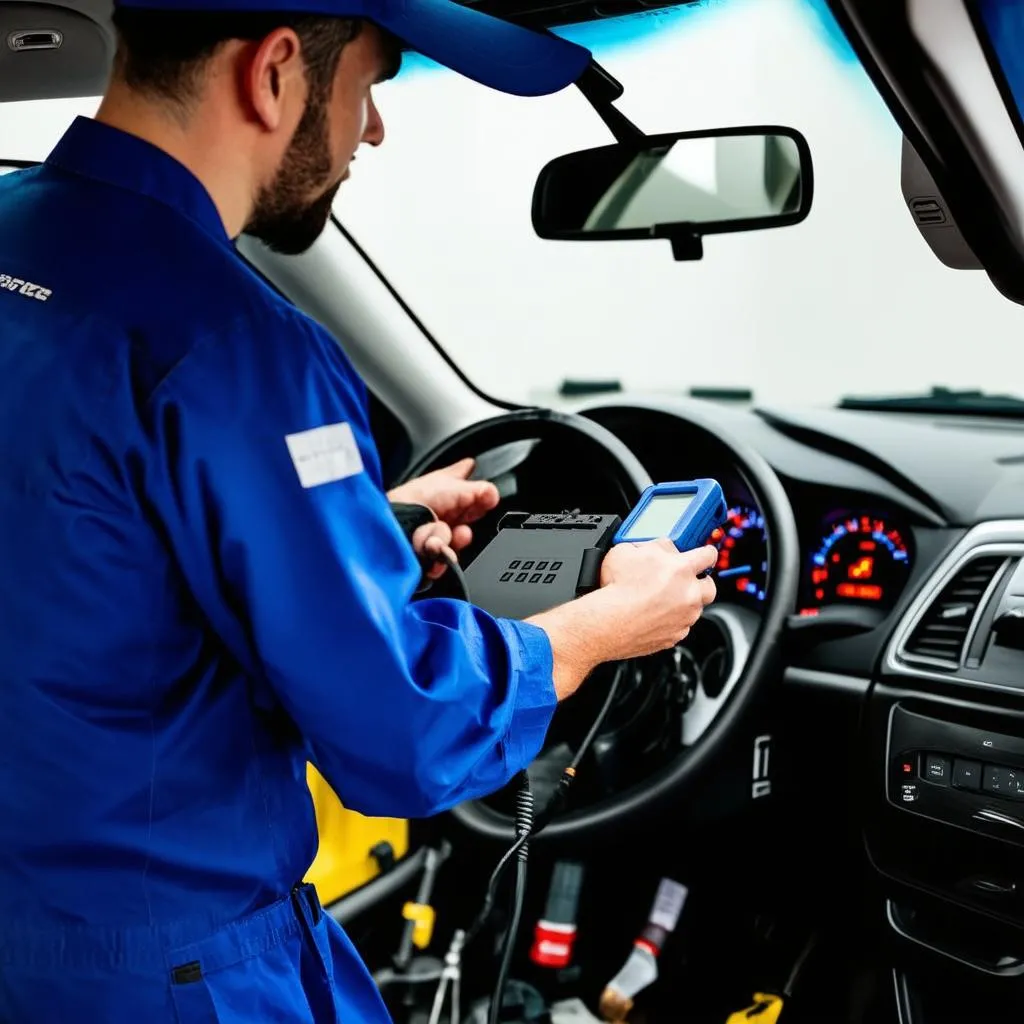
886 899 1024 978
783 667 871 697
884 521 1024 695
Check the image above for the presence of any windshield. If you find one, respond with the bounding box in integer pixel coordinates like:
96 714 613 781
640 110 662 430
336 0 1024 409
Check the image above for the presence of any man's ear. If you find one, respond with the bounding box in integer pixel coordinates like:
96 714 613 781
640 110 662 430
244 27 307 132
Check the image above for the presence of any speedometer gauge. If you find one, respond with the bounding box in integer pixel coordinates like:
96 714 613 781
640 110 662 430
711 505 768 604
809 514 910 609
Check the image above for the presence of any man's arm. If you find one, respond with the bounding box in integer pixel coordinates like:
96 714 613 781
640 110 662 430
526 590 625 700
142 311 557 819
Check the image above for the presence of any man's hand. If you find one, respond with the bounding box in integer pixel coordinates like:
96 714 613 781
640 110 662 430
528 541 718 700
388 458 499 555
596 540 718 655
411 520 459 582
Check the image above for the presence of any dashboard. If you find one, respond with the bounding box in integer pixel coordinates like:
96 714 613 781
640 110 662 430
410 387 1024 988
558 395 1024 997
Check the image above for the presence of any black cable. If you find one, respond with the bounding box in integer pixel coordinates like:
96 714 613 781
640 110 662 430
531 660 626 835
464 840 524 947
464 662 626 949
438 546 627 1009
573 661 627 768
487 777 532 1024
464 784 530 948
436 550 470 601
488 857 527 1024
572 672 618 769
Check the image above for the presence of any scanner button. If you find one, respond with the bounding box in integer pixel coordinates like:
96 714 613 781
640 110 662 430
925 755 950 785
551 561 563 571
509 561 521 570
530 573 542 584
543 574 556 584
953 759 982 790
515 573 528 583
536 561 549 571
500 572 513 583
522 561 534 570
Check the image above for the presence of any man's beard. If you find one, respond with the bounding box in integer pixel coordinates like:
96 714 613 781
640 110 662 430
244 92 342 256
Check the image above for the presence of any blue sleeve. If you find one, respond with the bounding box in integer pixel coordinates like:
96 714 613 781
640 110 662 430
144 309 557 819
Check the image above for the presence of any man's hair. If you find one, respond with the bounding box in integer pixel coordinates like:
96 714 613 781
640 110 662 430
109 10 365 111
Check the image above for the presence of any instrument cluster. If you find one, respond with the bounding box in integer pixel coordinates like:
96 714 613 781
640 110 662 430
800 509 912 612
711 503 768 608
710 492 915 614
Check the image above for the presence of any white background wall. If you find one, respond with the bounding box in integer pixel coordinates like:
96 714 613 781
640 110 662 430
4 0 1024 410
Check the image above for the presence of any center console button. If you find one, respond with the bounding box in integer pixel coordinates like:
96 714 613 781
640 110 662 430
953 759 982 790
983 765 1012 795
925 755 950 785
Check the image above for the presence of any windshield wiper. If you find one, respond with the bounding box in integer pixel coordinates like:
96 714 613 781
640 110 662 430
838 386 1024 416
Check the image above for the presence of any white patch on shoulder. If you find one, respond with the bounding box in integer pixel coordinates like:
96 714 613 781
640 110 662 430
285 422 364 489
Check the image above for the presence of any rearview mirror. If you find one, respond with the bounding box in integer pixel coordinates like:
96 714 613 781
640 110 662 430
532 126 813 260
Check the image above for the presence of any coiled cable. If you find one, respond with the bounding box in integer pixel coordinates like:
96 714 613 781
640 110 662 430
487 774 533 1024
465 662 626 955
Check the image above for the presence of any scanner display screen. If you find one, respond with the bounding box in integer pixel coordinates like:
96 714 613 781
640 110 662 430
623 493 695 539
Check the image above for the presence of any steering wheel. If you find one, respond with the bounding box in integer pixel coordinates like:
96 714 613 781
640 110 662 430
397 407 799 842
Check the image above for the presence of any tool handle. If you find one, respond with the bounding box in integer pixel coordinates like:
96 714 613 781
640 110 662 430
394 840 451 970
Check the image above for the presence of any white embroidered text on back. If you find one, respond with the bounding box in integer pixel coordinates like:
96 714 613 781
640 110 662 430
285 422 364 489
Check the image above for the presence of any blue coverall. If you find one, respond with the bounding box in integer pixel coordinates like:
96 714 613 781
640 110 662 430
975 0 1024 118
0 115 556 1022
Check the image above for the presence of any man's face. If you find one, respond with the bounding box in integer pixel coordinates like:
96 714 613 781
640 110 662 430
244 23 394 255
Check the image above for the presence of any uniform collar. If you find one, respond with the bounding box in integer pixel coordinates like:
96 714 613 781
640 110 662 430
45 116 233 248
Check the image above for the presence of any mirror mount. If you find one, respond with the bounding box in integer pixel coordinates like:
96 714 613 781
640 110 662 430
662 229 704 262
573 63 708 269
575 61 647 145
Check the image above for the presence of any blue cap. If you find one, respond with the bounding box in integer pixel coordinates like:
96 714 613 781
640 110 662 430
112 0 593 97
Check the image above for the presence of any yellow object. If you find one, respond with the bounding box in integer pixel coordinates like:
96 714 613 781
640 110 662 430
401 901 437 948
303 764 409 906
725 993 784 1024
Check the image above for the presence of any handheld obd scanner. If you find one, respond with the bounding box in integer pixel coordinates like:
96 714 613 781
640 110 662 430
462 479 727 619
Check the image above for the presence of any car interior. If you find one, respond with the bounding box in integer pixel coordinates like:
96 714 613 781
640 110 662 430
5 0 1024 1022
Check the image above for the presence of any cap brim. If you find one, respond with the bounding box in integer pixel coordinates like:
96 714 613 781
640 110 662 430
375 0 592 96
114 0 592 96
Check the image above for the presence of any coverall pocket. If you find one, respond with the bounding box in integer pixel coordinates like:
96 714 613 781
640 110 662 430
167 886 335 1024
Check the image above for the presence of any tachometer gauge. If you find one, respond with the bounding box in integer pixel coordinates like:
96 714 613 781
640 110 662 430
711 505 768 604
809 514 910 608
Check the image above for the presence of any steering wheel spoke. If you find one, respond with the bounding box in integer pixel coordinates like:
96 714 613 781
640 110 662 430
680 604 760 747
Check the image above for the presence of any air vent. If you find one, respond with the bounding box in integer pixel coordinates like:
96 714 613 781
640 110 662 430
901 555 1007 667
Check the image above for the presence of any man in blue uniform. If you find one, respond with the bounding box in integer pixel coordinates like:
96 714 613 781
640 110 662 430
0 2 718 1020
